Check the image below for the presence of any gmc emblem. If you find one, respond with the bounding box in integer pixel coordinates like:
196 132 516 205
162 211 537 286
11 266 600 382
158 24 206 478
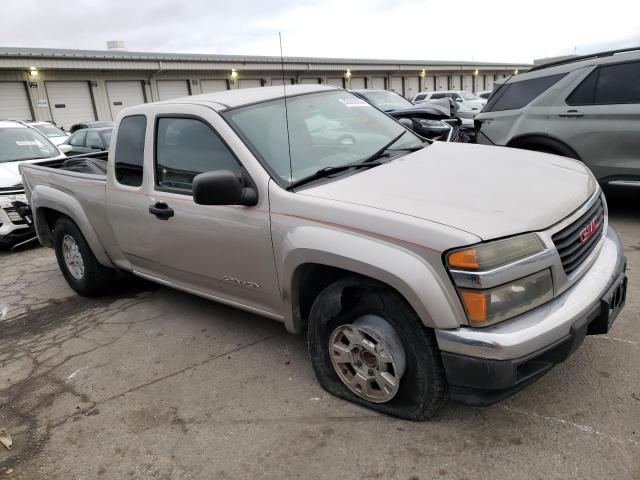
579 216 600 244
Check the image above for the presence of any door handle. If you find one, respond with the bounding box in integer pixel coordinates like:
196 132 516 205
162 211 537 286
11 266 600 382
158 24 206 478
559 110 584 118
148 202 174 220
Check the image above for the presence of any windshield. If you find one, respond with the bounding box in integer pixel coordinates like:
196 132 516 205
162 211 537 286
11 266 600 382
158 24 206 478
358 91 413 111
0 127 58 163
460 92 480 100
33 124 66 137
225 91 423 186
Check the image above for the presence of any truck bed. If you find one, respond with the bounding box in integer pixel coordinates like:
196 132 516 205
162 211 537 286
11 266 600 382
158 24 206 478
20 152 112 253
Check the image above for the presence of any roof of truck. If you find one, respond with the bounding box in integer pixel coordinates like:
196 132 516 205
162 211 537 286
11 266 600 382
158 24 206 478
155 84 338 110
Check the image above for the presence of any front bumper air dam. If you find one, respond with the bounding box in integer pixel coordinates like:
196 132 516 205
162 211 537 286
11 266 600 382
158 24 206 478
435 227 627 406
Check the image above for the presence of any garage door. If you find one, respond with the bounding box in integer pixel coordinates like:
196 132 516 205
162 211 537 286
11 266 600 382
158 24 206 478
106 81 145 119
350 77 366 89
485 75 495 90
389 77 403 95
421 77 435 91
0 82 32 120
474 75 483 92
405 77 419 99
370 77 385 90
46 81 95 130
462 75 473 91
271 78 294 86
201 80 228 93
327 77 344 88
238 79 262 89
300 78 320 85
435 76 448 90
450 76 461 90
157 80 190 101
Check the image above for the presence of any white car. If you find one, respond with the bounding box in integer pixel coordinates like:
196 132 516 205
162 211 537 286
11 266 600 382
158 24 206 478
0 120 68 247
25 121 70 146
412 90 487 111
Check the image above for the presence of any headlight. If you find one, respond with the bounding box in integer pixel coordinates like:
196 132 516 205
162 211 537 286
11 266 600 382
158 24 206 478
446 234 552 327
447 234 544 271
458 269 553 325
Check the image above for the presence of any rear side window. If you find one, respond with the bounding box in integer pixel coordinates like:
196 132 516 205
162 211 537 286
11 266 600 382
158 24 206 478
115 115 147 187
431 93 446 99
155 117 241 192
484 73 567 112
567 61 640 105
414 93 427 101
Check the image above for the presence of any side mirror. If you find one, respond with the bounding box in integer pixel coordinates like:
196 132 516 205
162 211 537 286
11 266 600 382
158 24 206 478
58 144 72 154
192 170 258 206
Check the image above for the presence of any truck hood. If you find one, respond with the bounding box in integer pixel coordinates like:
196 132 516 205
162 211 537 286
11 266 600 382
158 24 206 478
300 142 597 240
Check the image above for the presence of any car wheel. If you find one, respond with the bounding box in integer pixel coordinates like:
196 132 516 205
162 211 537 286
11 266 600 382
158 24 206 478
53 216 114 296
307 277 447 421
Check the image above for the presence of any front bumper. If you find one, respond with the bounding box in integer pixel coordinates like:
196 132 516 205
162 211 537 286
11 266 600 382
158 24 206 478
0 200 35 248
436 226 627 405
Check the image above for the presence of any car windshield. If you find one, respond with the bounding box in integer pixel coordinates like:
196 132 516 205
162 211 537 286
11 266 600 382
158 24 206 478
33 124 66 137
0 127 57 163
100 129 113 147
225 90 423 186
460 92 480 100
358 91 413 111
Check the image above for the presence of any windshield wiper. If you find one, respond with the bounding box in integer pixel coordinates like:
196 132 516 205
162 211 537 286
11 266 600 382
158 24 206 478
287 161 382 190
360 130 406 164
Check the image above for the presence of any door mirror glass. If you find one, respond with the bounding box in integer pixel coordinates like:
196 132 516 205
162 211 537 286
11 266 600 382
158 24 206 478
192 170 257 206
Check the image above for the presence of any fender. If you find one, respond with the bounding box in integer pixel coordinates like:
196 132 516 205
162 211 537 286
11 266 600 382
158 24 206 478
279 225 468 334
32 184 114 268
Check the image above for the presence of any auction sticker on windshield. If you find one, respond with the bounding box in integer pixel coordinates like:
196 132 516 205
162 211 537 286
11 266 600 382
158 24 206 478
338 97 370 107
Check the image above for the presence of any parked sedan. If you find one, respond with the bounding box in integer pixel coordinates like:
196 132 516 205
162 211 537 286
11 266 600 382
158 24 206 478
25 121 69 146
62 127 112 155
351 89 470 142
69 121 113 134
412 90 487 111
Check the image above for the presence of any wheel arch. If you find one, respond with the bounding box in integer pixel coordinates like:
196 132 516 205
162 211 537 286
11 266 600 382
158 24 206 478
506 134 581 160
32 185 114 267
281 232 466 334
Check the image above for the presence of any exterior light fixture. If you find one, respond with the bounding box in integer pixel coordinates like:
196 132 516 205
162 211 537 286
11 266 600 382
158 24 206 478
420 69 427 78
513 68 519 75
230 69 238 79
345 69 351 78
473 69 479 76
29 67 39 76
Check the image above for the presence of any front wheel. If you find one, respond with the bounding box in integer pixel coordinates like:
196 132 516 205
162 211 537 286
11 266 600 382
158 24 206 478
53 217 115 296
307 278 447 421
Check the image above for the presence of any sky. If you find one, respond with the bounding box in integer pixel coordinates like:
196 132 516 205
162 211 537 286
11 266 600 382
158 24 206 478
1 0 639 63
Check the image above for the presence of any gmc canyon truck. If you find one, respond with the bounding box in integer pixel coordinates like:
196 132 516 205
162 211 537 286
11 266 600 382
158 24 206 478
20 85 627 420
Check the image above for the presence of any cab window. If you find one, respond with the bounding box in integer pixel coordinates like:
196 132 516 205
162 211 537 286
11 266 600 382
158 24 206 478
114 115 147 187
155 117 241 192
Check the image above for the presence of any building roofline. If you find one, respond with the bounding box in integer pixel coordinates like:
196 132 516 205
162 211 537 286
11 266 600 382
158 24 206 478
0 46 532 68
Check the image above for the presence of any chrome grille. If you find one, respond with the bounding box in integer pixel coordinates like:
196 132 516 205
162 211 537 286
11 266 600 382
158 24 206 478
552 195 605 276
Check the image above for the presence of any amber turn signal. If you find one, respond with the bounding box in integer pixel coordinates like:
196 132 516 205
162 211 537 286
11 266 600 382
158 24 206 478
447 248 479 270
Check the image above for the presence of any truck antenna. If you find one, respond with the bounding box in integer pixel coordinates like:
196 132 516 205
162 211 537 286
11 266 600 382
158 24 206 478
279 32 294 183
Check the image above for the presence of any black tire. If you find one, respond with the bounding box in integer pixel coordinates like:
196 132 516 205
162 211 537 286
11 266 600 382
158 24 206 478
307 277 447 421
53 216 115 296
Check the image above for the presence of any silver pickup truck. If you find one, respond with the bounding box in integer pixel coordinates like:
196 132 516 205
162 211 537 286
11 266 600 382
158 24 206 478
20 85 627 420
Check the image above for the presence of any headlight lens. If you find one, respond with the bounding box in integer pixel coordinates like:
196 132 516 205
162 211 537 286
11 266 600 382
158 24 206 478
458 269 553 326
447 233 544 271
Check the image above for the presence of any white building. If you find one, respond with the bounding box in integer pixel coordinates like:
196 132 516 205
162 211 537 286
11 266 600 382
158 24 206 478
0 46 530 129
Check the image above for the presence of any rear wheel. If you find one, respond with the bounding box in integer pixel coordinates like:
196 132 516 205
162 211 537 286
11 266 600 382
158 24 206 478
307 278 447 421
53 217 114 296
